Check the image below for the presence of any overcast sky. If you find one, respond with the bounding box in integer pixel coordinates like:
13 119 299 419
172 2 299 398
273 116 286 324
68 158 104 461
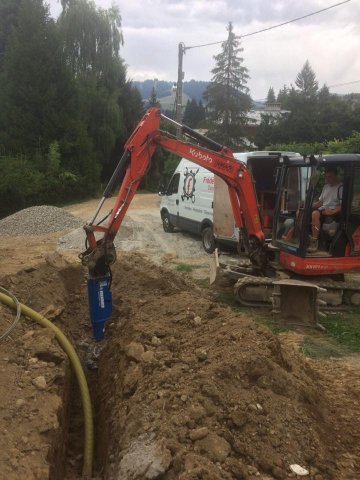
49 0 360 99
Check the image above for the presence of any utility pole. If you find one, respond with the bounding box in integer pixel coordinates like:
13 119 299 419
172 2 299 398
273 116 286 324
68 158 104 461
175 42 185 137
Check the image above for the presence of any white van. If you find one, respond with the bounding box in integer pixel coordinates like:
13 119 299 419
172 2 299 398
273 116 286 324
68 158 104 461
159 151 301 252
159 159 215 248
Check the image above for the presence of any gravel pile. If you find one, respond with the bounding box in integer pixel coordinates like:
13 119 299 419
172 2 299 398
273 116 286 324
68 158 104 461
0 205 83 236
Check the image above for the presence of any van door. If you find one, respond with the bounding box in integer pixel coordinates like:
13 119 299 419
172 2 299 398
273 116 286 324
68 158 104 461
178 166 204 233
164 172 180 226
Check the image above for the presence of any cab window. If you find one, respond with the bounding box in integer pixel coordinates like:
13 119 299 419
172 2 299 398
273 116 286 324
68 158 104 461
166 173 180 195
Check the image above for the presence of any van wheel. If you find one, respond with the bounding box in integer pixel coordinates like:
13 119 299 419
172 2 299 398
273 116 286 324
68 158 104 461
202 226 216 253
162 213 174 233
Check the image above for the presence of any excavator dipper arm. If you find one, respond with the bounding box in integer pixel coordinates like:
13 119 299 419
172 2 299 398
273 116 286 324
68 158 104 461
81 108 265 340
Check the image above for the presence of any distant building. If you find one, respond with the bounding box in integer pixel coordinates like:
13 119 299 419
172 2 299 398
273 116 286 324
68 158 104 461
244 101 290 141
247 101 290 125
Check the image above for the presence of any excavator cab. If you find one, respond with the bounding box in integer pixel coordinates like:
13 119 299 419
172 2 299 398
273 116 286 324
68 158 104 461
272 154 360 275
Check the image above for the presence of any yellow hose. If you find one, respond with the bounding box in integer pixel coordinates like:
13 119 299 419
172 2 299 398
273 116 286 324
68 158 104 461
0 292 94 478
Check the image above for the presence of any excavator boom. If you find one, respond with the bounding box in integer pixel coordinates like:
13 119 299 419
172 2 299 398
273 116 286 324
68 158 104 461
81 108 266 339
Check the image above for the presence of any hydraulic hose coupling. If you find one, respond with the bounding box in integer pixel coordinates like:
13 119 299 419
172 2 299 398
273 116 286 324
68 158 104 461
87 274 112 341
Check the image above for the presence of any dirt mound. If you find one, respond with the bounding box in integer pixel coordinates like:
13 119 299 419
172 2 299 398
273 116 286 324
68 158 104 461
98 255 357 480
0 205 82 236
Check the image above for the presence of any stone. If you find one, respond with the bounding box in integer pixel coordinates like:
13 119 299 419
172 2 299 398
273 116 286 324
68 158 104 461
123 366 142 396
23 330 35 339
118 436 171 479
189 427 209 441
40 304 64 320
141 351 155 363
195 348 207 361
126 342 145 362
193 316 202 325
15 399 25 408
289 464 309 476
151 336 162 346
32 376 47 390
196 433 231 462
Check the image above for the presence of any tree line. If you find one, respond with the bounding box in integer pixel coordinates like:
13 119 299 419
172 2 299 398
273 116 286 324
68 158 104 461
0 0 143 217
256 60 360 149
1 5 358 218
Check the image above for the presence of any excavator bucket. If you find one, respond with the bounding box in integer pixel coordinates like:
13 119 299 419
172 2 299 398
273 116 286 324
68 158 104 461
271 279 326 328
209 248 221 285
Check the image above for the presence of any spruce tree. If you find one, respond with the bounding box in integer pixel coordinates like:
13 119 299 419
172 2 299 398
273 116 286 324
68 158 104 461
295 60 318 97
266 87 276 103
183 99 206 128
148 86 160 107
204 22 251 147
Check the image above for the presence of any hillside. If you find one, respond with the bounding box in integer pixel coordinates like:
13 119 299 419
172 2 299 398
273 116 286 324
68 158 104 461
133 79 209 102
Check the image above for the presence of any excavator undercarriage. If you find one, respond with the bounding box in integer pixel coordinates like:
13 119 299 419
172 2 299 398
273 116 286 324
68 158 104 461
211 249 360 310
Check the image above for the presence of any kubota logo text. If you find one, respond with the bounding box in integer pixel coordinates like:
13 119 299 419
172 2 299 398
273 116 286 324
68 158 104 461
189 148 213 164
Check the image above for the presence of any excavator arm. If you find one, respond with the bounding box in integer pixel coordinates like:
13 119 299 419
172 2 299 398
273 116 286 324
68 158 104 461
80 107 266 340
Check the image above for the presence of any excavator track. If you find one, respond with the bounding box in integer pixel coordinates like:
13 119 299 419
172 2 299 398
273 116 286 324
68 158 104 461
234 275 360 310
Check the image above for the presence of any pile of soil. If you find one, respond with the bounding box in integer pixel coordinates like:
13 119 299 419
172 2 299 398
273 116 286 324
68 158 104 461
99 255 358 480
1 253 359 479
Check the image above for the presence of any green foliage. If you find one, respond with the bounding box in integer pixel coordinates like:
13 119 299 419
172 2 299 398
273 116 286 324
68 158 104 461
176 262 202 273
300 336 347 358
266 131 360 156
183 99 206 128
295 60 318 97
58 0 123 78
148 86 160 108
257 61 360 149
204 22 251 147
321 311 360 353
0 0 144 216
47 141 61 175
266 87 276 103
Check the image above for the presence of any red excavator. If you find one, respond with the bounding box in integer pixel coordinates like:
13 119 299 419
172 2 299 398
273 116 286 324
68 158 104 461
80 108 360 340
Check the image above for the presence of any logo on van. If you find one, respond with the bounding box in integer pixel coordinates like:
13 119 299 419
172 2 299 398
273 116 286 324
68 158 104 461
181 167 199 203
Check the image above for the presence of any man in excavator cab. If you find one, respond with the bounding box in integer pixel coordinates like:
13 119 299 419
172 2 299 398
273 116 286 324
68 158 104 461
308 166 343 253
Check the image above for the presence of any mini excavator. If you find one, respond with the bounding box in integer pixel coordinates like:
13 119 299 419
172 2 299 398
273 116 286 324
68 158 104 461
80 108 360 340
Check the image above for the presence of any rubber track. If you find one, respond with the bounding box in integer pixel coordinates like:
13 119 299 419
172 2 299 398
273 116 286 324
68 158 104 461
234 276 360 309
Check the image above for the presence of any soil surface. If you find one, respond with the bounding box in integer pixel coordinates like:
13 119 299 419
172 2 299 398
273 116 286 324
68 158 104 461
0 195 359 480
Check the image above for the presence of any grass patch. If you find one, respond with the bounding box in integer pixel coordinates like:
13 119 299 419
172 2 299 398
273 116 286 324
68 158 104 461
300 336 348 358
176 262 203 273
321 310 360 353
216 291 289 334
196 278 210 289
214 288 360 355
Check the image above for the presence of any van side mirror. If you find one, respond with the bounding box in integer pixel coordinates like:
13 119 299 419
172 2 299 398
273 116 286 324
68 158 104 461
158 183 166 196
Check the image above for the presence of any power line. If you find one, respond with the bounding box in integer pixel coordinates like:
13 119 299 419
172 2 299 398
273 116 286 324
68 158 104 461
185 0 351 50
328 79 360 88
252 79 360 101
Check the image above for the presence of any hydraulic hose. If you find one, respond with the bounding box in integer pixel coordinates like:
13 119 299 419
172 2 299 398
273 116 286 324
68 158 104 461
0 292 94 478
0 287 21 341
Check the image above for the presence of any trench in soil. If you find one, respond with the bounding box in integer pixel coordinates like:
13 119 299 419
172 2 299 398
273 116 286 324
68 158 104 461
2 254 360 479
